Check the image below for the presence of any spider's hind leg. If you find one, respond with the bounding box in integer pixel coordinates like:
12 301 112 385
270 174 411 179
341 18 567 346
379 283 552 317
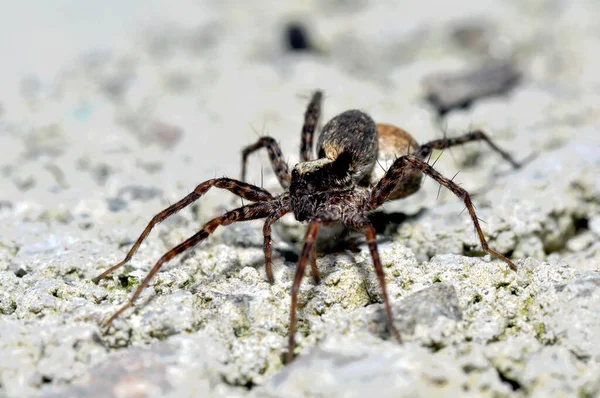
415 130 523 169
95 178 274 282
102 201 276 330
300 90 323 162
241 137 291 189
240 90 322 187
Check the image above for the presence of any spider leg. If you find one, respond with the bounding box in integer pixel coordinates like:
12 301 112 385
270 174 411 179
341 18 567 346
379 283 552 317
102 201 276 330
414 130 523 169
369 155 517 271
310 247 320 284
262 207 292 283
299 90 323 162
288 220 321 362
95 178 274 282
345 213 401 343
241 137 291 189
262 208 318 284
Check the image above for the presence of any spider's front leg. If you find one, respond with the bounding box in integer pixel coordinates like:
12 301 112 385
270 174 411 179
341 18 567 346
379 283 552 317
288 220 321 363
344 212 402 344
102 200 277 330
262 207 292 283
309 248 320 284
262 211 320 285
369 155 517 271
95 178 274 282
287 211 400 363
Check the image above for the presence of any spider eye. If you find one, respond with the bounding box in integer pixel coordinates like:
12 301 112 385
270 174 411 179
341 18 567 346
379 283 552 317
305 171 312 179
292 169 299 179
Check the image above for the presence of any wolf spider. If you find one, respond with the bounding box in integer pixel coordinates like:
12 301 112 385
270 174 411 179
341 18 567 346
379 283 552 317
96 90 523 362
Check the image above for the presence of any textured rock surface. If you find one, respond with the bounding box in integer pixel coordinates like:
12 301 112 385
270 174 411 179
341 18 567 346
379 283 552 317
1 1 599 397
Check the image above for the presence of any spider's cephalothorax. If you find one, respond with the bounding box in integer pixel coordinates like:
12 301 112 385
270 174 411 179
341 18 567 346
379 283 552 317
96 90 525 363
290 109 377 221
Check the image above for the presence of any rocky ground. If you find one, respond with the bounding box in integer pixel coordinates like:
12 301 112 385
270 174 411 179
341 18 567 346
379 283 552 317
1 1 599 397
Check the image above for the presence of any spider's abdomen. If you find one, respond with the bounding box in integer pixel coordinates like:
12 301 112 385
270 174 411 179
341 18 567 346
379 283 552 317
316 110 378 183
369 123 423 200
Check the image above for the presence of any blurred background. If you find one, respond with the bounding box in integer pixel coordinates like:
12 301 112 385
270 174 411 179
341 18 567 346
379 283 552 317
1 0 597 214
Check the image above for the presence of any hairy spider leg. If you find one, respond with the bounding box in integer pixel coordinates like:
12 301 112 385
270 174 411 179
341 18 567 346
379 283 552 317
299 90 323 162
299 90 323 283
263 206 292 283
369 155 517 271
310 247 320 284
344 213 402 343
102 201 276 330
241 137 291 188
415 130 524 169
94 178 274 282
288 220 321 362
263 214 320 285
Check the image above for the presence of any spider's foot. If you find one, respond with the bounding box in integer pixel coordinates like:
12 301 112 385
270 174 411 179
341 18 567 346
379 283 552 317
390 323 403 344
101 301 133 333
516 151 539 169
94 260 127 283
286 345 297 364
500 255 518 272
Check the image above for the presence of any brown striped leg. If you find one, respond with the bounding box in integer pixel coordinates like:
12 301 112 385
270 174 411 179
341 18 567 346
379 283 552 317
241 137 290 189
369 155 517 271
263 227 319 285
102 201 275 330
344 213 401 343
414 130 523 168
299 90 323 162
95 178 274 282
310 247 320 284
262 207 292 283
288 220 321 363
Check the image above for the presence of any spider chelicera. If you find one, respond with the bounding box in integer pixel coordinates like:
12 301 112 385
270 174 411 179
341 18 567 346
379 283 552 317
95 90 523 362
